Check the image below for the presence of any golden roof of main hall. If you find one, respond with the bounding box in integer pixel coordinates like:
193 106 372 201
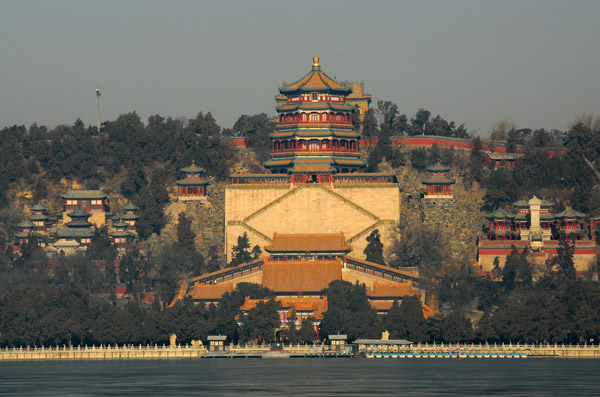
264 233 351 253
262 260 342 293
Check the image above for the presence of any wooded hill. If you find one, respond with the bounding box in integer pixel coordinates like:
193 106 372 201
0 105 599 346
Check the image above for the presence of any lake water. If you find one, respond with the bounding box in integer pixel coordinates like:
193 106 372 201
1 358 599 396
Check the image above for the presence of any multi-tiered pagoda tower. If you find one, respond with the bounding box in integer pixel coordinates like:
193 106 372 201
264 57 366 182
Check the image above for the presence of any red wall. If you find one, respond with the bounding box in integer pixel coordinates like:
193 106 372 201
224 136 567 157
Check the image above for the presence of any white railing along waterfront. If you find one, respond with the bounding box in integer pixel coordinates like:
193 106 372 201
2 342 600 360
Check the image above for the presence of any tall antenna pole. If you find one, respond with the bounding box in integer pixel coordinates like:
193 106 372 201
96 86 101 133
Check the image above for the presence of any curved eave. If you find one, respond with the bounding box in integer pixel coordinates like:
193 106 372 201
485 214 515 220
110 231 135 238
120 214 140 220
271 129 360 139
280 85 352 95
176 178 211 186
28 215 49 221
280 67 352 95
277 102 354 113
422 177 456 185
334 158 367 166
427 164 450 172
264 159 293 167
181 163 206 173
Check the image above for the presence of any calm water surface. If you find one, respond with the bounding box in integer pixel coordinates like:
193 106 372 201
1 358 599 396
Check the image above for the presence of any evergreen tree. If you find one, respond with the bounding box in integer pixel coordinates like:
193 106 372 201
239 299 281 343
119 250 145 302
364 229 385 265
229 232 252 267
251 244 262 260
174 212 204 275
205 245 222 273
86 226 117 265
177 213 196 252
502 246 533 291
434 311 474 343
384 297 427 341
233 113 275 163
320 280 379 341
285 310 298 344
547 238 576 282
298 317 317 343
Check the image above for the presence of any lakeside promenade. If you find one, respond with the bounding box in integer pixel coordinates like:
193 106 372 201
1 343 600 360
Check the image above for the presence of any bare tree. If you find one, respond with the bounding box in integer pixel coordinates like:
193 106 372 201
490 120 516 151
571 113 600 133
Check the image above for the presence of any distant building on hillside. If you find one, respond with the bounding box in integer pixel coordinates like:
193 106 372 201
176 161 210 201
478 196 598 278
13 190 145 257
422 162 455 199
484 152 524 168
61 189 109 227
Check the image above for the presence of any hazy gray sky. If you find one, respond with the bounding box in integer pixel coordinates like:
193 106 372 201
1 0 599 136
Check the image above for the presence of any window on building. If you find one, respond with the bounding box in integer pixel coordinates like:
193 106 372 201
310 114 319 122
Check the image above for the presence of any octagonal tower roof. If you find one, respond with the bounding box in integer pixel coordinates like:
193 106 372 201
280 57 352 96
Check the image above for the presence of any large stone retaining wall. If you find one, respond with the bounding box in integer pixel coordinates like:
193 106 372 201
224 183 400 262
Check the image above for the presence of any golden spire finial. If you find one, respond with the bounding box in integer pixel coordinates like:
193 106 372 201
313 57 320 68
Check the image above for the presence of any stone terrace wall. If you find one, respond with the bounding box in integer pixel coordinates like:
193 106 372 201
396 165 486 264
224 183 400 263
163 182 226 260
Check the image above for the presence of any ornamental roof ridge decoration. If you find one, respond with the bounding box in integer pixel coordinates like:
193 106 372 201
280 57 352 95
427 161 450 173
181 160 206 174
